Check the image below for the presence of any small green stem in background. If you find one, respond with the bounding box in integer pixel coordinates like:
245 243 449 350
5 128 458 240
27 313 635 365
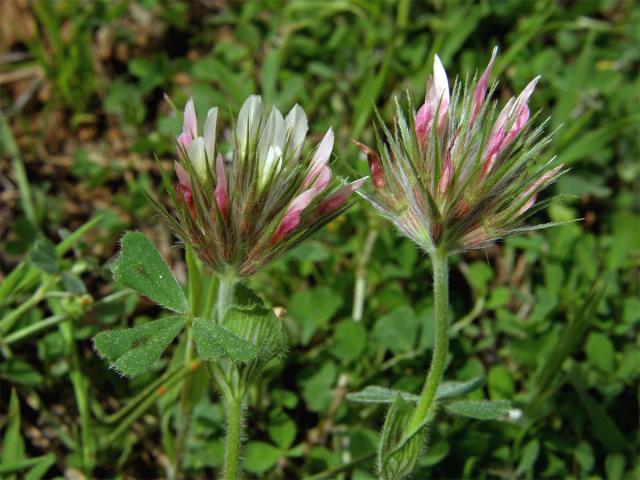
1 313 68 346
99 363 199 449
1 111 37 226
0 277 55 335
306 450 376 480
172 246 202 479
407 248 449 433
352 229 378 321
59 316 95 474
203 276 219 320
223 394 244 480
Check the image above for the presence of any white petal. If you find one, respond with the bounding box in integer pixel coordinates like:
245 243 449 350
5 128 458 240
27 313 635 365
237 95 263 155
203 107 218 163
433 55 450 105
285 104 308 160
187 137 207 181
258 106 285 165
260 145 283 188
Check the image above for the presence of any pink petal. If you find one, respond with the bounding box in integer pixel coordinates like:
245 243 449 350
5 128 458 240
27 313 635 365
303 128 334 189
516 165 563 215
482 77 538 175
504 105 530 144
313 166 332 193
175 162 196 218
178 132 192 149
517 193 538 216
471 47 497 122
175 161 191 188
272 189 317 243
179 98 197 148
174 162 196 218
517 77 540 110
176 184 195 215
415 101 433 151
438 152 452 194
353 140 385 189
317 178 367 216
215 154 229 220
483 127 506 175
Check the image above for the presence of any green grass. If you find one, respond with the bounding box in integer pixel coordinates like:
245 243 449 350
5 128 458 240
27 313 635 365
1 0 638 478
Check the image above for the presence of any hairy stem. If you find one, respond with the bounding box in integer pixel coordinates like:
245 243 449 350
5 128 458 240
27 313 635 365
223 394 244 480
216 270 238 321
215 270 244 478
407 248 449 432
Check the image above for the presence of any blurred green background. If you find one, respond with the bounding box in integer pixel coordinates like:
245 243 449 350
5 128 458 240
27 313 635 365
1 0 638 478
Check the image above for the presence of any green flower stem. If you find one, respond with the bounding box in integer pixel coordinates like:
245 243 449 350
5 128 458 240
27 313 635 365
214 270 245 479
217 270 238 321
223 394 244 480
407 248 449 433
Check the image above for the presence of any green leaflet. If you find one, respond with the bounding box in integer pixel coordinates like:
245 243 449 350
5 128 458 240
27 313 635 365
0 390 57 479
111 231 188 314
93 316 185 377
192 317 259 362
347 386 420 404
221 305 287 366
435 376 485 400
1 389 25 467
29 238 58 274
444 399 512 420
193 282 286 365
229 282 264 311
347 376 484 404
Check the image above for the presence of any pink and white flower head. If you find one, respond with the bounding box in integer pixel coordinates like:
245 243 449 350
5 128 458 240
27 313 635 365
153 96 366 277
355 48 565 253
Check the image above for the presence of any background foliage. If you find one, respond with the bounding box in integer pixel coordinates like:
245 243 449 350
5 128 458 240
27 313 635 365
1 0 638 478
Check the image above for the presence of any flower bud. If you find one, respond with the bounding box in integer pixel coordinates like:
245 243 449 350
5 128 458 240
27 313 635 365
471 47 497 122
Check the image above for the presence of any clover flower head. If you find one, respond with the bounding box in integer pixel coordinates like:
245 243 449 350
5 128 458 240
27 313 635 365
152 96 365 276
356 47 566 253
